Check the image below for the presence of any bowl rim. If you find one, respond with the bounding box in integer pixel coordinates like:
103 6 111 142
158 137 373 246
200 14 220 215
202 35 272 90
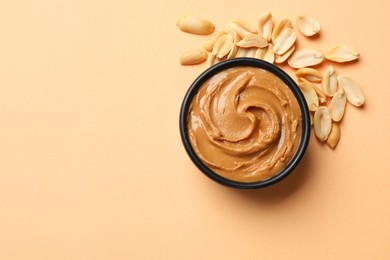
179 58 311 189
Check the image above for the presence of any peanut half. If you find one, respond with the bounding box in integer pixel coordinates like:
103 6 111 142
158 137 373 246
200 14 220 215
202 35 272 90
258 12 274 42
329 88 347 121
226 31 239 59
322 65 338 97
212 34 234 59
298 79 319 111
326 123 341 149
226 19 257 38
325 45 359 63
338 75 365 106
300 78 326 103
204 31 226 52
271 18 292 43
176 15 215 35
275 44 295 64
236 33 268 48
180 49 207 65
263 43 275 63
296 15 320 37
314 106 332 142
287 48 324 69
273 28 297 55
295 68 322 83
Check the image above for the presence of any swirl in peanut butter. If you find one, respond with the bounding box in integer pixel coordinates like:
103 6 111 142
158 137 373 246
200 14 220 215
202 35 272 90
188 67 302 182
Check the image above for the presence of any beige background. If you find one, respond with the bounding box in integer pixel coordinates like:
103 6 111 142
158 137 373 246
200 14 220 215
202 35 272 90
0 0 389 259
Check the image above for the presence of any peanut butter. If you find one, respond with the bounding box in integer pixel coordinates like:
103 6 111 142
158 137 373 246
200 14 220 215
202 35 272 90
188 66 302 182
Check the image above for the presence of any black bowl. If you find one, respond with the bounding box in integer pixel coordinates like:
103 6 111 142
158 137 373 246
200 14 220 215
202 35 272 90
180 58 310 189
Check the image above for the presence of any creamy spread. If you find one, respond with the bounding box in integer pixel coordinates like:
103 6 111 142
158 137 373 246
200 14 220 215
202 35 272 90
188 66 302 182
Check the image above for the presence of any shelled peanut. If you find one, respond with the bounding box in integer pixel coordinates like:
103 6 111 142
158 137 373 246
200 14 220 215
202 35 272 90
176 13 365 149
